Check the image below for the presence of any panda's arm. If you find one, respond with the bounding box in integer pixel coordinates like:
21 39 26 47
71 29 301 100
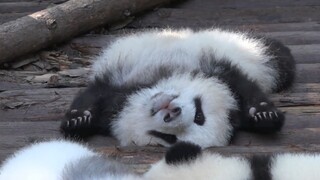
205 60 285 133
60 80 129 139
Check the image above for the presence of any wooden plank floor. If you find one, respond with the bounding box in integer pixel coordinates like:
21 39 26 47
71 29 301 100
0 0 320 172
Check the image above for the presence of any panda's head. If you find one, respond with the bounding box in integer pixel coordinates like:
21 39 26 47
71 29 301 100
116 72 237 147
145 73 237 147
144 142 252 180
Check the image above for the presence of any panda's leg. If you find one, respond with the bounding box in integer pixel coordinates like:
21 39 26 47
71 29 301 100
60 84 103 139
60 80 128 139
211 61 285 133
262 37 296 92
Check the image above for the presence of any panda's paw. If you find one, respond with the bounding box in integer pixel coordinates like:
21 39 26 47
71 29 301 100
66 109 92 127
60 109 94 138
248 101 285 132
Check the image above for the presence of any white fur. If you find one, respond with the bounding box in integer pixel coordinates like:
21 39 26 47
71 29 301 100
0 140 95 180
0 140 141 180
271 153 320 180
111 73 237 148
144 152 252 180
92 29 276 93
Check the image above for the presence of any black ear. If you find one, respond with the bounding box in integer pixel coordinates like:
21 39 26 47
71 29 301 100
165 141 202 165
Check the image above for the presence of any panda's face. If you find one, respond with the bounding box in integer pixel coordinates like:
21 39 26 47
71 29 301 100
148 90 205 133
114 72 236 147
141 73 236 147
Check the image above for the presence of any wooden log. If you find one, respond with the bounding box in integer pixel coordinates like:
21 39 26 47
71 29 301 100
0 0 181 64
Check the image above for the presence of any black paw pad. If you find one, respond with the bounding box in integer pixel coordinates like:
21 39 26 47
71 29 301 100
248 102 285 132
60 109 94 138
66 109 92 127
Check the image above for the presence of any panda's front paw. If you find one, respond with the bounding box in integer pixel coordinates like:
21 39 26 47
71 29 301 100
247 101 285 132
66 109 92 127
60 109 95 138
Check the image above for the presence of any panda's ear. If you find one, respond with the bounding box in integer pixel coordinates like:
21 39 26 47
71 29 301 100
165 141 202 165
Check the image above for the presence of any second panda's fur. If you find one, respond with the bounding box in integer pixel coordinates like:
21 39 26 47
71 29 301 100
0 140 140 180
1 141 320 180
145 142 320 180
60 29 295 148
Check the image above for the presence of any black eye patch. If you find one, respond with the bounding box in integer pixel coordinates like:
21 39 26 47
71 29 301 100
194 97 205 126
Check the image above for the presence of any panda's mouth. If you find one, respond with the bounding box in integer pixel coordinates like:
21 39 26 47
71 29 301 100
150 93 181 123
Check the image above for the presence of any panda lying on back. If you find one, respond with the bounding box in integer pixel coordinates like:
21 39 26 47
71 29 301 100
60 29 295 148
1 140 320 180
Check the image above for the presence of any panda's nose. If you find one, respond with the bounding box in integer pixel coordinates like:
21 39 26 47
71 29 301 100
164 107 182 122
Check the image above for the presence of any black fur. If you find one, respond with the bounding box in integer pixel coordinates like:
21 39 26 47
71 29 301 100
262 37 296 92
60 77 140 139
165 142 202 165
249 155 272 180
148 130 177 145
200 57 285 133
193 97 205 126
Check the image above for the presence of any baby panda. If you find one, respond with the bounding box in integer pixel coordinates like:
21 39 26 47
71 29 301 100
145 142 320 180
1 141 320 180
60 28 295 148
0 140 140 180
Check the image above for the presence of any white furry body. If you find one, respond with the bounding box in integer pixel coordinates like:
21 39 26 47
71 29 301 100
0 140 94 180
146 151 320 180
0 140 140 180
111 73 237 148
93 29 276 93
89 29 281 148
145 153 252 180
271 153 320 180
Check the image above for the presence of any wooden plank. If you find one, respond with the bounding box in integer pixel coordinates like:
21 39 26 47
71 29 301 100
0 2 52 14
0 88 78 122
296 64 320 83
232 128 320 146
289 45 320 64
128 6 320 28
281 106 320 114
235 22 320 32
272 93 320 107
260 31 320 45
289 83 320 93
174 0 320 9
0 12 29 25
0 81 44 92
